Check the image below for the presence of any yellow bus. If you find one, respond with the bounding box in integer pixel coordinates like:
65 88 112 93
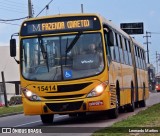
10 13 149 124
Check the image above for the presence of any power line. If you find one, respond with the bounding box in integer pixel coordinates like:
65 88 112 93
0 22 20 26
0 7 26 14
0 4 27 11
0 2 28 9
0 16 28 22
1 0 27 6
36 0 54 17
0 0 27 13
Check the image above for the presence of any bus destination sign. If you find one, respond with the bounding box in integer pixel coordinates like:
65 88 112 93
20 16 101 36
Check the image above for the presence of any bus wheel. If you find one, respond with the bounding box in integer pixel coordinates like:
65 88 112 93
139 100 146 107
108 98 119 119
40 114 54 124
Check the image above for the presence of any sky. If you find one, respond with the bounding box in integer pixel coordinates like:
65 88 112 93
0 0 160 68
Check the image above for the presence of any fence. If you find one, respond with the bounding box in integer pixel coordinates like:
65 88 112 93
0 83 20 104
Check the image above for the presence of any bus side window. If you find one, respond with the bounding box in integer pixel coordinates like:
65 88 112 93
140 49 144 69
115 33 120 62
108 30 116 61
118 35 124 64
136 47 139 68
124 38 129 65
134 45 139 68
143 51 147 69
137 47 141 69
127 41 132 66
140 50 143 69
136 46 140 68
104 29 111 65
139 49 143 69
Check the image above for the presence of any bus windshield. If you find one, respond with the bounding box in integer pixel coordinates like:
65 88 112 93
21 33 104 81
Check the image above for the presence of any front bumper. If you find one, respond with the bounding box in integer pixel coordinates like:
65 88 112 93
23 92 111 115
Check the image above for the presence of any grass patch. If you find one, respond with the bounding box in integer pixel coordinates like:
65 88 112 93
0 105 23 116
93 103 160 136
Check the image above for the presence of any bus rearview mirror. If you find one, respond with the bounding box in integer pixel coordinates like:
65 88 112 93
10 39 16 57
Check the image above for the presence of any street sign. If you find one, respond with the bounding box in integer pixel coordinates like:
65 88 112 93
120 22 144 35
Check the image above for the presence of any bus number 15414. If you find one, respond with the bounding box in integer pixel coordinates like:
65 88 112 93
37 85 57 92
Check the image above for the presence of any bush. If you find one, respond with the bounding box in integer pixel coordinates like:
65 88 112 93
9 95 22 105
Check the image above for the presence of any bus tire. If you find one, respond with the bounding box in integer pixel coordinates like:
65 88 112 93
108 98 119 119
139 100 146 107
40 114 54 124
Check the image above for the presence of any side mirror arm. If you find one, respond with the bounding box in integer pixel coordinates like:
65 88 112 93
11 33 19 39
14 57 20 64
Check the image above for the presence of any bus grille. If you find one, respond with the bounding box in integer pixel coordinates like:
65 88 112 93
43 94 85 100
46 101 83 112
56 82 92 93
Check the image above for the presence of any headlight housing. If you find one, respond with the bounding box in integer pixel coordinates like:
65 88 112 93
156 85 159 89
21 88 41 101
87 81 108 98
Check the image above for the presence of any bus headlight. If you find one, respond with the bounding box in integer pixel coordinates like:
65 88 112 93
21 88 41 101
87 82 108 98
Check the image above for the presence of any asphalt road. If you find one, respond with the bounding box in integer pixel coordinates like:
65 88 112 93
0 91 160 136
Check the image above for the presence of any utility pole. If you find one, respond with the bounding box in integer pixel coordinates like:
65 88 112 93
1 71 8 107
28 0 33 18
143 31 151 64
81 4 84 13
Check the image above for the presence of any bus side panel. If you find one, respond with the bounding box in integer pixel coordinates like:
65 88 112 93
121 64 134 105
145 71 149 99
137 68 142 101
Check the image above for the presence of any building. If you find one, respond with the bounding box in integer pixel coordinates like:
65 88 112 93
0 46 20 104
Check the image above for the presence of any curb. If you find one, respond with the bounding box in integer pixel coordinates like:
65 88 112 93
0 112 23 118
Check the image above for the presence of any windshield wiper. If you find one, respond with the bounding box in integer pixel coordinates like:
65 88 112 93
65 31 82 53
38 36 46 59
45 45 50 72
38 36 50 72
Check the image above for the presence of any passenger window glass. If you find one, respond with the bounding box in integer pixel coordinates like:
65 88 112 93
109 31 116 61
114 33 120 62
124 39 129 65
140 49 144 69
119 35 124 64
104 30 112 66
137 48 141 68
